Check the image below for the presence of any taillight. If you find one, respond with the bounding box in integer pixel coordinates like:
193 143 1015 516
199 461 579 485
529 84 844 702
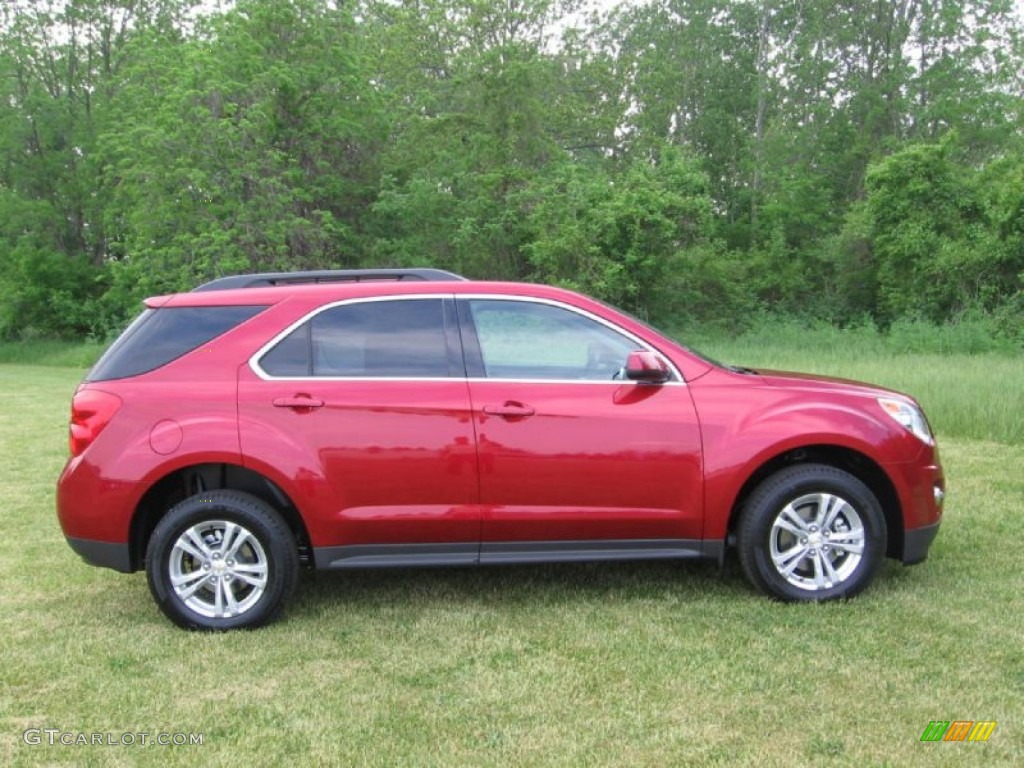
69 389 122 457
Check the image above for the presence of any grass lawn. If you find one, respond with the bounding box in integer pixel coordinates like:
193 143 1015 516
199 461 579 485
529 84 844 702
1 354 1022 767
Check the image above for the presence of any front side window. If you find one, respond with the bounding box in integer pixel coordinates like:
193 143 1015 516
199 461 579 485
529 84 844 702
468 299 639 381
259 298 451 378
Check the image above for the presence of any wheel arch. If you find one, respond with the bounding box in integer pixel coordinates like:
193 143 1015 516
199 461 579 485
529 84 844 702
725 445 903 560
128 463 310 571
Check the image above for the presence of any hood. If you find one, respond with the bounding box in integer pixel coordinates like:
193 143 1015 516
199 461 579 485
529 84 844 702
741 368 913 402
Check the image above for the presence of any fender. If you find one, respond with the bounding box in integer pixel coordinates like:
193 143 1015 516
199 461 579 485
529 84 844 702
58 404 243 543
690 376 917 540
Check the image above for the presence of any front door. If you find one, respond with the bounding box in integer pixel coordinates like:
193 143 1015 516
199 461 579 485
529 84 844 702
458 298 704 562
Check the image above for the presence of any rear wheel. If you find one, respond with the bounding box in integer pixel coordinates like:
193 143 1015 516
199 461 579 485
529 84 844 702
146 491 298 630
737 464 886 601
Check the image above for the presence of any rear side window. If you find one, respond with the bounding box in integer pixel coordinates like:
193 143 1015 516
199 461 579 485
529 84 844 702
88 306 267 382
259 299 451 378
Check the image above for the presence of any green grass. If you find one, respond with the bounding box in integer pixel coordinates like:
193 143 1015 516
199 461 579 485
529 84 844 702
0 340 105 368
686 323 1024 445
1 361 1023 767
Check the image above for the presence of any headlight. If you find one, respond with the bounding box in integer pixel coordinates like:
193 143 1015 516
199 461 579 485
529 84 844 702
878 397 934 445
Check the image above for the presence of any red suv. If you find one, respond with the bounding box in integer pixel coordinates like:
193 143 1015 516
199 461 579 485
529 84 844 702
57 269 944 629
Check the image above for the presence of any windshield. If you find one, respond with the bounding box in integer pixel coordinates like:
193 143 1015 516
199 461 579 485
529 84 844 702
592 299 726 369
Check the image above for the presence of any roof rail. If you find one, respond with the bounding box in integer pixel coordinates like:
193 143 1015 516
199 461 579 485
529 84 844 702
192 268 468 292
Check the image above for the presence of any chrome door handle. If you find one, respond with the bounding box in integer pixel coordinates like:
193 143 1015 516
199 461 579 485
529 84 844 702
272 396 324 410
483 402 535 418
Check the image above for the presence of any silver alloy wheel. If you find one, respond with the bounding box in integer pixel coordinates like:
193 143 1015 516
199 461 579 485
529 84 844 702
168 520 269 619
769 493 865 592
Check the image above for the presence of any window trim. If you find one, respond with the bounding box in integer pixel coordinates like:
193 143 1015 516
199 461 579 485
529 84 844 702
249 295 459 381
248 293 684 385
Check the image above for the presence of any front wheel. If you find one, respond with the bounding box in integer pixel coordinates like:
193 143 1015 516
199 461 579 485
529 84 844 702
737 464 886 601
146 491 299 630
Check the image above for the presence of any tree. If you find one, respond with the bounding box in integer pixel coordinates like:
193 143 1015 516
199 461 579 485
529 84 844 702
99 0 381 307
0 0 196 337
523 146 727 322
865 138 1002 322
365 0 583 277
0 0 1022 338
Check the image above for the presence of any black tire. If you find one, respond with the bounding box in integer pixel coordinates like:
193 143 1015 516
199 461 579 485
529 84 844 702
737 464 886 602
146 490 299 630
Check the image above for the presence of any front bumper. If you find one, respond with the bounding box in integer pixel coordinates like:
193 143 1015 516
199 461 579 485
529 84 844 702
902 521 940 565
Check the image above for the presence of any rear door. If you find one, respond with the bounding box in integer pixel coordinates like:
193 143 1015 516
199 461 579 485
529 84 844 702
458 297 705 562
238 296 480 567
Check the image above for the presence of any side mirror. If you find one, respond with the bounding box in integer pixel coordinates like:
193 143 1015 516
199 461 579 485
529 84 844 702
623 350 670 384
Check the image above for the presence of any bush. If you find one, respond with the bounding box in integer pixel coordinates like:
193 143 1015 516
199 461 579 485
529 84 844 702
887 313 1019 355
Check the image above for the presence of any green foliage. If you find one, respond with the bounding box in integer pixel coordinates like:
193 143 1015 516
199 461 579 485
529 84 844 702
523 147 726 323
885 313 1016 355
100 0 376 306
0 0 1022 338
366 0 576 278
813 203 879 322
864 138 1023 324
0 192 101 339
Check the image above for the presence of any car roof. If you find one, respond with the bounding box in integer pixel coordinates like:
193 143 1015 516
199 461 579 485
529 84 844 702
145 280 582 308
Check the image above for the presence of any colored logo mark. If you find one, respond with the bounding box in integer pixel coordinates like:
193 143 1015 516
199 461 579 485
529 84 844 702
920 720 996 742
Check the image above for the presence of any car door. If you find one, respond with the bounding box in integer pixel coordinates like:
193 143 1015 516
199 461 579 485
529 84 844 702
457 297 705 562
237 296 480 567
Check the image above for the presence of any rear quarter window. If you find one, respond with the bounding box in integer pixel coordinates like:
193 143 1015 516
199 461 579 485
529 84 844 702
87 306 267 382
